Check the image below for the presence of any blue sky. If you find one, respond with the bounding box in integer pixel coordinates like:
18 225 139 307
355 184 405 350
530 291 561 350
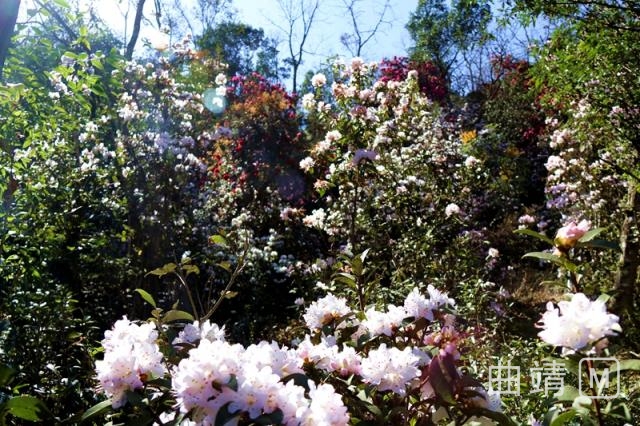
230 0 419 90
59 0 418 89
232 0 418 63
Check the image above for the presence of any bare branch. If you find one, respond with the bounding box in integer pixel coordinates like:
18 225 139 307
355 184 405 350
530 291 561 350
340 0 390 57
271 0 320 93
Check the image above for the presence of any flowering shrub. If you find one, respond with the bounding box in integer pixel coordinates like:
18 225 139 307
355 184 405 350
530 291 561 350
299 57 476 300
378 56 448 102
89 286 516 425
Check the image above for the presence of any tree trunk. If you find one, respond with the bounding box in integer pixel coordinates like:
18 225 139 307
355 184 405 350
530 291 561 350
126 0 147 60
0 0 21 80
613 181 640 315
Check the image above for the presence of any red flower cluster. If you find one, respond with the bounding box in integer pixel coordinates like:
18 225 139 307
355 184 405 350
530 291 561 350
379 56 447 102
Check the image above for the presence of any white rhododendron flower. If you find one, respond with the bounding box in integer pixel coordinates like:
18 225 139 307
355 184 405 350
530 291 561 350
95 317 166 408
360 344 421 395
172 320 226 347
537 293 621 353
301 93 316 111
243 341 303 378
311 73 327 87
445 203 461 217
299 156 315 172
301 381 349 426
362 304 407 336
404 287 435 320
302 208 327 229
172 339 244 422
426 284 456 309
303 293 351 330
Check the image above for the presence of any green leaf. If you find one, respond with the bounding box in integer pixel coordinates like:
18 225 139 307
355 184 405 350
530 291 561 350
217 261 231 272
550 409 577 426
578 239 619 251
577 227 605 243
90 57 104 71
214 402 239 426
523 252 577 272
162 309 194 323
554 385 580 402
80 399 112 423
253 409 284 425
282 373 310 391
5 396 51 422
333 272 357 289
210 234 228 247
182 264 200 276
52 0 70 9
0 364 15 387
146 262 177 277
618 359 640 371
514 228 554 245
134 288 157 308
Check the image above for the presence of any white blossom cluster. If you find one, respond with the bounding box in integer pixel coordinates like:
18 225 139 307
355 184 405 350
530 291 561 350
171 330 351 425
537 292 621 353
95 317 166 408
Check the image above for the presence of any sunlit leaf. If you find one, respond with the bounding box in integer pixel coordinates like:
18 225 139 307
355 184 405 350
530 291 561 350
134 289 157 308
146 263 177 277
210 234 228 247
577 227 606 243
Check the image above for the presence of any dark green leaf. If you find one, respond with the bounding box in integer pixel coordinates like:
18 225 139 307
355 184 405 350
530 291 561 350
254 409 284 425
0 364 15 387
282 373 310 391
162 309 194 323
5 396 51 422
80 399 112 423
514 228 554 245
523 252 577 272
578 239 619 251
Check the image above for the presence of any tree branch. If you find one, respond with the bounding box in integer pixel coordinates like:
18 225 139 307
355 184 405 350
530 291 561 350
0 0 21 80
126 0 147 60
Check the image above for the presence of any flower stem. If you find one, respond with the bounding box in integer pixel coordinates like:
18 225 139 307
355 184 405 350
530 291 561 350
586 358 604 426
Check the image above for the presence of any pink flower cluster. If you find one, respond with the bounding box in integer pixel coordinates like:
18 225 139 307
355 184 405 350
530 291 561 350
554 219 590 250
